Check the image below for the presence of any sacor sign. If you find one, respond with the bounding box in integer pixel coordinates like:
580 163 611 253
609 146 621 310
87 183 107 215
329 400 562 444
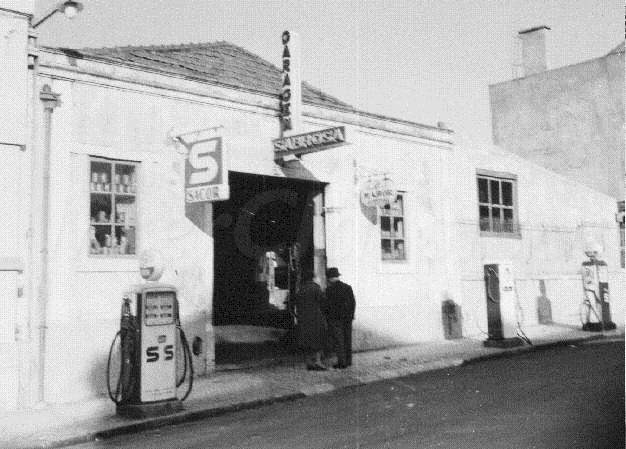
185 135 229 203
360 177 397 207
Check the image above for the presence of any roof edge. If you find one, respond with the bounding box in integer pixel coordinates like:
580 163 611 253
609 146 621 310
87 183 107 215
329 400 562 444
40 46 452 135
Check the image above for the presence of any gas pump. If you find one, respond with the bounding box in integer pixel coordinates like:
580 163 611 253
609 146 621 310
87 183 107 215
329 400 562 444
107 252 193 418
581 246 616 331
483 262 528 347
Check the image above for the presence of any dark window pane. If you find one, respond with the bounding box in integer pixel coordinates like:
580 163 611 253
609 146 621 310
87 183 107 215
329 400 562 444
490 180 500 204
502 181 513 206
381 239 392 260
393 217 404 238
393 240 405 260
503 209 514 233
381 216 391 237
492 207 502 232
478 178 488 203
91 194 111 223
479 206 490 231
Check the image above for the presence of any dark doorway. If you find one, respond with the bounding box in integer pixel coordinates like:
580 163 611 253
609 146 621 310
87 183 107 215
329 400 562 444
212 171 323 365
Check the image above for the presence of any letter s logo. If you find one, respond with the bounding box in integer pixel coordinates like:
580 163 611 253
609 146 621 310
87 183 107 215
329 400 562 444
164 345 174 361
146 346 159 363
188 138 220 185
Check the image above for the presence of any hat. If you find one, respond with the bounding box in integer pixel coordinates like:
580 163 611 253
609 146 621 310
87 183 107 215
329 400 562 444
326 267 341 278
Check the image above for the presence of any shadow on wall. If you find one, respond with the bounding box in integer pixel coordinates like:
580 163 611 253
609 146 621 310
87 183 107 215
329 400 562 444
536 279 553 325
88 312 209 401
360 200 378 224
441 299 463 339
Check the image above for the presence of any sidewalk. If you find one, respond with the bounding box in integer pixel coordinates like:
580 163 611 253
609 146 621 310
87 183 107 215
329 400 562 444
1 325 622 449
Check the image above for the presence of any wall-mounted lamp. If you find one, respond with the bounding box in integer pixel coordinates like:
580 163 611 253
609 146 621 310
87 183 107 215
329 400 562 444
32 1 84 29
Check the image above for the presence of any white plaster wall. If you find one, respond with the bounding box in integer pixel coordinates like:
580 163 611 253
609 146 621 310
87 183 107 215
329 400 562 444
304 127 454 348
0 9 29 145
0 9 31 409
453 144 624 338
41 79 238 403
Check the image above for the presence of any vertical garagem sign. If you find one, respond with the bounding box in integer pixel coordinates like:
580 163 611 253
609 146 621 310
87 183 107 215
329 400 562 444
184 135 230 203
280 30 301 134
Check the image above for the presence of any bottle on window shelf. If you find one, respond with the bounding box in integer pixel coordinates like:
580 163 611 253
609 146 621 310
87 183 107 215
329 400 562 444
119 235 128 255
104 234 112 255
89 226 101 255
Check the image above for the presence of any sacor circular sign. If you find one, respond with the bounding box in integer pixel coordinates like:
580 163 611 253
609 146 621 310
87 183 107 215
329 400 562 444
139 250 164 281
360 177 397 208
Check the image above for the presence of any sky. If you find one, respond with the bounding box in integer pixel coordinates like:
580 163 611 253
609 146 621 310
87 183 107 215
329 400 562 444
34 0 624 147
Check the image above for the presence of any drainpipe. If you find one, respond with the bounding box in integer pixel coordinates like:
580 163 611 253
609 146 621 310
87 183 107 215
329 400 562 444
36 84 60 404
312 191 326 289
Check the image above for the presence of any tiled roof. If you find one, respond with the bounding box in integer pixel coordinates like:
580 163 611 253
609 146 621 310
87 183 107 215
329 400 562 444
57 41 354 111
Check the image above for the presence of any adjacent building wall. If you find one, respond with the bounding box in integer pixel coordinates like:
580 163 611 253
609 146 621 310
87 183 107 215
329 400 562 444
0 3 32 411
490 48 624 202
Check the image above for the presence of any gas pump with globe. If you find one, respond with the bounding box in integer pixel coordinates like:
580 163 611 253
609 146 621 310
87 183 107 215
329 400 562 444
107 251 193 418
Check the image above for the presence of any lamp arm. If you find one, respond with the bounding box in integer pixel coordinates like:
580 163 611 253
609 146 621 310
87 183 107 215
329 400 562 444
32 8 60 29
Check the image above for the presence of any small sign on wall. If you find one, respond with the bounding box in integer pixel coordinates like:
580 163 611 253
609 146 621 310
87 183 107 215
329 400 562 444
184 131 229 203
360 177 397 208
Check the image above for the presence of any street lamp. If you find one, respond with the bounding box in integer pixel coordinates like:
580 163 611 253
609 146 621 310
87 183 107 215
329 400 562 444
32 1 84 29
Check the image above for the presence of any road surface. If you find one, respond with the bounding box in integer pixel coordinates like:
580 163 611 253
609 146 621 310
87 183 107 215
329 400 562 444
72 340 624 449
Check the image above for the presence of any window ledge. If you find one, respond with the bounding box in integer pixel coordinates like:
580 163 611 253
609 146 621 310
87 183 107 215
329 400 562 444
480 231 522 240
377 259 414 274
77 255 138 272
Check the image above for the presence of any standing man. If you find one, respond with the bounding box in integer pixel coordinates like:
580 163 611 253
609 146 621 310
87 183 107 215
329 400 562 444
294 270 328 370
323 267 356 369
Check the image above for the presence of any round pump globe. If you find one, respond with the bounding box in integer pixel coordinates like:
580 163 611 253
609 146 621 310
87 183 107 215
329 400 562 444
584 242 603 260
61 1 83 19
139 250 165 281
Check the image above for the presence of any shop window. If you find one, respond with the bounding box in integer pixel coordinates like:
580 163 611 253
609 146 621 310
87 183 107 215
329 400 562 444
380 193 406 261
477 171 519 236
89 157 138 256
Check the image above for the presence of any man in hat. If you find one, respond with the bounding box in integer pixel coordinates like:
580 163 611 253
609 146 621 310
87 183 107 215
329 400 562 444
293 270 328 370
323 267 356 369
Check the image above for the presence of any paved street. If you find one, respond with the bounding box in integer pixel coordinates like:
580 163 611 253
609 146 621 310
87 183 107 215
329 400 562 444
71 341 624 449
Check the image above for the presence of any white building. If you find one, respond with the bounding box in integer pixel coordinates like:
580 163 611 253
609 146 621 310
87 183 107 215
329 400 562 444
0 6 622 411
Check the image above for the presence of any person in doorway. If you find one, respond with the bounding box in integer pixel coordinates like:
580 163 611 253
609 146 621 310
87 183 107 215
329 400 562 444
323 267 356 369
293 270 328 370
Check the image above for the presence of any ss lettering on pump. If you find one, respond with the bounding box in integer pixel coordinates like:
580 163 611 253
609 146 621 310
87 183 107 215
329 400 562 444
188 138 221 185
145 344 174 363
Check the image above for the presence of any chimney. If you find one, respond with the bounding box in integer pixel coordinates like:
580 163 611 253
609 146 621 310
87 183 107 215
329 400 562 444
518 25 550 76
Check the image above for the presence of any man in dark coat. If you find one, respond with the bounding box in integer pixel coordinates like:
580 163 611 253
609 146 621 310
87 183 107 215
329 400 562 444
293 271 328 370
323 267 355 369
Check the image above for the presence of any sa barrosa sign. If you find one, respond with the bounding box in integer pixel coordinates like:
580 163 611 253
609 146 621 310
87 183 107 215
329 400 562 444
273 126 346 158
360 177 397 207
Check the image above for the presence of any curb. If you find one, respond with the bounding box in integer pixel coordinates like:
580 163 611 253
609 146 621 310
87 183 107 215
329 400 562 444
26 333 624 449
29 393 306 449
460 333 618 366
